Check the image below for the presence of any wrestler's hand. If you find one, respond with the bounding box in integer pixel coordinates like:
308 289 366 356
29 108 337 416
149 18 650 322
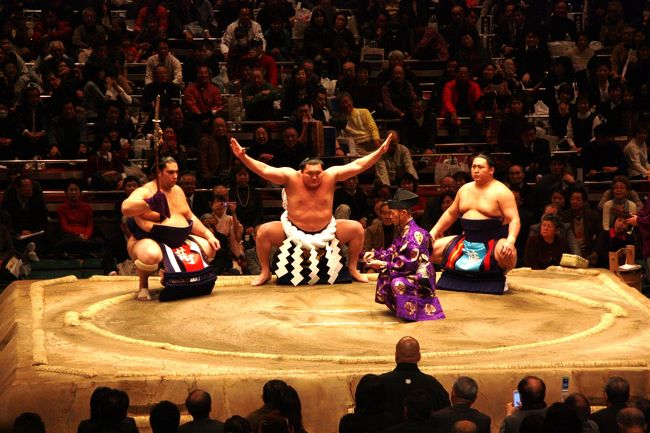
500 240 515 259
430 228 442 241
378 133 392 155
207 236 221 252
230 137 246 159
144 191 170 222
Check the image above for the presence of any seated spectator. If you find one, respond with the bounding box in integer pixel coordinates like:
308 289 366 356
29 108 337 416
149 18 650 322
83 135 126 190
561 189 602 265
141 65 183 121
82 63 132 117
364 201 395 252
529 203 581 256
514 30 550 89
339 92 381 156
399 98 436 153
241 39 278 87
377 51 420 91
412 26 449 61
548 86 574 141
229 165 263 245
248 126 280 168
498 96 530 153
565 393 600 433
15 86 49 159
182 41 221 85
614 87 642 137
501 376 548 433
457 34 490 78
167 103 202 156
150 401 180 433
178 389 224 433
275 127 310 170
182 65 224 127
180 173 211 219
47 100 88 159
204 191 244 275
590 377 630 433
55 180 104 258
587 61 615 108
374 130 418 187
223 416 252 433
545 0 577 41
440 65 484 141
336 62 378 112
617 408 648 433
602 176 637 230
381 390 435 433
264 17 293 61
0 100 16 159
495 5 528 57
147 127 188 173
325 40 358 81
134 0 169 40
77 387 138 433
273 385 309 433
220 7 265 61
583 124 626 181
32 11 73 50
624 124 650 179
94 101 136 149
510 123 551 182
352 373 398 433
243 67 279 121
257 0 295 31
281 67 321 116
144 40 183 87
102 176 139 275
334 175 372 227
71 7 107 58
441 5 479 56
381 64 418 119
167 0 217 40
566 96 602 154
0 59 28 106
199 117 233 185
303 9 334 62
14 413 45 433
246 380 288 433
524 213 571 269
598 215 635 266
568 33 595 77
431 376 491 433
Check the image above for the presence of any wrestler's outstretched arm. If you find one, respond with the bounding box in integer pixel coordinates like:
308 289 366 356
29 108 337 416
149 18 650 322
230 137 294 185
329 133 392 182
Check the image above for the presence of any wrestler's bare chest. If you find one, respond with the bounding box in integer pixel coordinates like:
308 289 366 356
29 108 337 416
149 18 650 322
459 185 503 219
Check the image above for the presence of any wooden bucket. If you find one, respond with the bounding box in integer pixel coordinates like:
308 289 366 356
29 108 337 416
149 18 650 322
616 265 643 291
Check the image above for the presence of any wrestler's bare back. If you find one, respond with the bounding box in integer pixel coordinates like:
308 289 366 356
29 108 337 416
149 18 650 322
284 170 338 232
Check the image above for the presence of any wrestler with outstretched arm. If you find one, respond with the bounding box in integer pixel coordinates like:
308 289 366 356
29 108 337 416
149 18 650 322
122 157 221 301
430 154 520 272
230 134 391 286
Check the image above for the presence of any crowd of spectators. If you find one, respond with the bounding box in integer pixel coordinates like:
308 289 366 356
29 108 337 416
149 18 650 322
8 336 650 433
0 0 650 278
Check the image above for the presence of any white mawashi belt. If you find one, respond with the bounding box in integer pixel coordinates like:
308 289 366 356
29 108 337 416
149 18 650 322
276 211 343 285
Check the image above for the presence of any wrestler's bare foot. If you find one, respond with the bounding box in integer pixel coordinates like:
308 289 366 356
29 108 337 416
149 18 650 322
136 288 152 301
251 271 272 286
349 268 368 283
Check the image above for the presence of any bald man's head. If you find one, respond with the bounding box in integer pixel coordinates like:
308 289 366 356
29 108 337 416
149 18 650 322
452 420 478 433
395 336 421 364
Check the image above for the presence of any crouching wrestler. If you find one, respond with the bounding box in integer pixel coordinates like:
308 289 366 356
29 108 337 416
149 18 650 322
364 189 445 321
121 157 220 301
230 135 391 286
430 154 519 294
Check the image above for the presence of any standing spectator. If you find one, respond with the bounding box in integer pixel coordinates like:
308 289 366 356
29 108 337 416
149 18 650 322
374 130 418 187
183 65 224 127
144 40 183 86
623 124 650 179
379 336 450 422
523 213 570 269
55 180 104 258
178 389 224 433
199 117 233 185
220 8 265 61
431 376 491 433
440 65 483 141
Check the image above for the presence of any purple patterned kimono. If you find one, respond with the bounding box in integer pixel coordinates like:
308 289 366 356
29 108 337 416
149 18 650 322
373 219 445 321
